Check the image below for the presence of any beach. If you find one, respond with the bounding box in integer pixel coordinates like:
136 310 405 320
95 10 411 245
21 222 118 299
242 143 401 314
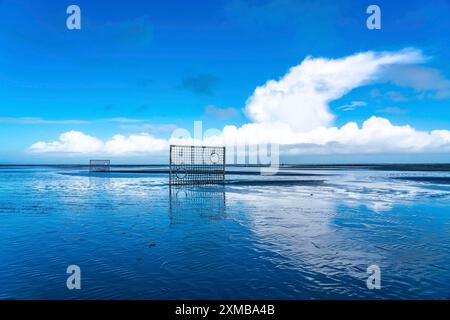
0 165 449 299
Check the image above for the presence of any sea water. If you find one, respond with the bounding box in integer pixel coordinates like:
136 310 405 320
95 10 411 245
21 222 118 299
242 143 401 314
0 165 449 299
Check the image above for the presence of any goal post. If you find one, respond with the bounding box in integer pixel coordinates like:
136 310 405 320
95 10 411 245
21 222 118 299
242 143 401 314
89 160 111 172
169 145 226 185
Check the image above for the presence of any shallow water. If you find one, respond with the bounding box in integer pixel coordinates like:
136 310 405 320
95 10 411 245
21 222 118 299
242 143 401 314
0 166 449 299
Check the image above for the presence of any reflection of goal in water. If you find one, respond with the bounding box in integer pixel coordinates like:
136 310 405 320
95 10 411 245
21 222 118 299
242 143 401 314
169 145 225 185
169 185 226 223
89 160 111 172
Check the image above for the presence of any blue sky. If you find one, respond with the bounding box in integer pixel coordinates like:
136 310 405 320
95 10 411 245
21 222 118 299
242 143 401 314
1 0 450 163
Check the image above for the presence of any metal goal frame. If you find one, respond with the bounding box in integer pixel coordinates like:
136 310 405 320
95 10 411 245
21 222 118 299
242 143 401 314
89 160 111 172
169 145 225 185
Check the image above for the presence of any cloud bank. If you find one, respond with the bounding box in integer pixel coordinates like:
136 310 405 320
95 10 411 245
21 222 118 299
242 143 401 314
29 49 450 156
30 116 450 155
30 131 167 155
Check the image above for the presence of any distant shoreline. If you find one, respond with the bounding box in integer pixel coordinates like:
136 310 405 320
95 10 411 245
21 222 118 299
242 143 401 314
1 163 449 171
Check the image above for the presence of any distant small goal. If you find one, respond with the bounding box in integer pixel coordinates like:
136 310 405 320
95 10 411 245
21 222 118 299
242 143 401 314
169 145 225 185
89 160 111 172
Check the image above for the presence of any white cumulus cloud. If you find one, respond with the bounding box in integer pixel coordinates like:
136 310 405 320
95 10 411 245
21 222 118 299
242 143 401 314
244 48 425 132
104 134 168 154
30 131 103 154
174 117 450 154
30 131 168 155
29 48 450 157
